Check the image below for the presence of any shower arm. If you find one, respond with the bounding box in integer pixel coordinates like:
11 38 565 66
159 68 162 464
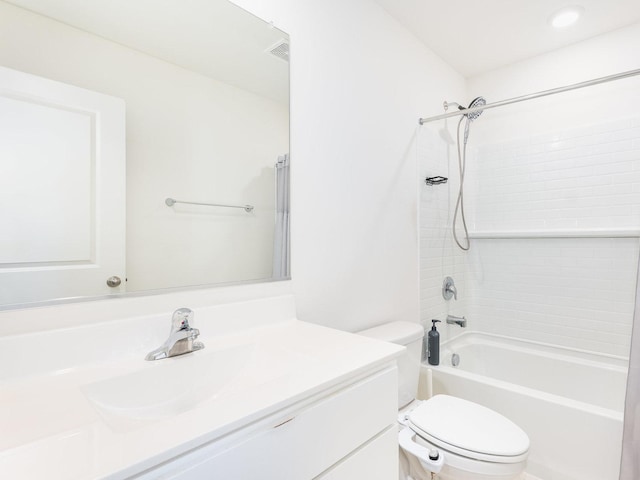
419 67 640 125
443 101 464 111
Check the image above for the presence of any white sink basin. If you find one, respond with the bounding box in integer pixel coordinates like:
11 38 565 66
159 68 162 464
82 343 253 430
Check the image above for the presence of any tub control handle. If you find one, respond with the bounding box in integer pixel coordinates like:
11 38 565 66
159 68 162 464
399 427 444 473
442 276 457 301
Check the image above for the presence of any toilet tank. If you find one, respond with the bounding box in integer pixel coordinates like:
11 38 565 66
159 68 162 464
357 321 424 409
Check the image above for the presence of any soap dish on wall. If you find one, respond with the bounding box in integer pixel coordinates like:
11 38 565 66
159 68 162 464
425 176 448 186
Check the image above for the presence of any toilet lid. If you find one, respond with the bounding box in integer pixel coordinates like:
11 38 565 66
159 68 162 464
408 395 529 459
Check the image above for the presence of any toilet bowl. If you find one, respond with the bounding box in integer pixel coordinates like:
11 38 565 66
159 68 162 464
358 321 529 480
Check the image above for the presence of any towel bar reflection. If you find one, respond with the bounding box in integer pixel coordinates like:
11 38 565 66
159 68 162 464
165 198 254 213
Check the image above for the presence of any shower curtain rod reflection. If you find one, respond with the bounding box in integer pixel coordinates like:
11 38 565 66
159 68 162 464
165 197 254 213
418 67 640 125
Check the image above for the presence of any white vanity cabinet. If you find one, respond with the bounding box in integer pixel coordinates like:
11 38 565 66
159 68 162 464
136 366 398 480
1 296 404 480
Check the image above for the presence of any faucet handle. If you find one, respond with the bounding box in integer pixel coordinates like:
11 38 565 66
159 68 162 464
171 308 194 332
442 276 458 301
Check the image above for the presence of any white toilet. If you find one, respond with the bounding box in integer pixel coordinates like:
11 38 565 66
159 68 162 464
358 321 529 480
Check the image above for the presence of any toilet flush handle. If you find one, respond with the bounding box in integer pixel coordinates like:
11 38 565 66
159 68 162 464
398 427 445 474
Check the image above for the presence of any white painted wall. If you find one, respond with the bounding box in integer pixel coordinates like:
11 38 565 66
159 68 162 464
457 23 640 356
0 0 464 334
232 0 465 332
0 1 288 293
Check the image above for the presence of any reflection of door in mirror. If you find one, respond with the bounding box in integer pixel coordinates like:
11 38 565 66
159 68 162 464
0 66 126 306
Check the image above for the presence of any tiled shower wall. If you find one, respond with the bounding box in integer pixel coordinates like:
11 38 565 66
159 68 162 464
462 118 640 357
419 27 640 359
469 117 640 231
466 238 638 355
418 125 469 344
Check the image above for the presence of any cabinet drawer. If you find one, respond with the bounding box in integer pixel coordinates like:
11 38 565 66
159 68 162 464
317 425 398 480
149 366 397 480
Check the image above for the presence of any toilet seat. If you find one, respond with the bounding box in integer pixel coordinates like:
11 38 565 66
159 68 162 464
407 395 529 464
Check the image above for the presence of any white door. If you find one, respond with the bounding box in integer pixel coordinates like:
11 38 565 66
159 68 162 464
0 65 126 306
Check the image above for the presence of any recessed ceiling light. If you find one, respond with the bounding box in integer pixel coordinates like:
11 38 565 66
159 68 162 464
550 6 585 28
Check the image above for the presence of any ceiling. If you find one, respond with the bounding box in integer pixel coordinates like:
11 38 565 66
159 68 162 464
4 0 289 104
374 0 640 77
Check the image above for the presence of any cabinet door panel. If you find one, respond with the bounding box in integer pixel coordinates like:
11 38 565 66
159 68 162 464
316 426 398 480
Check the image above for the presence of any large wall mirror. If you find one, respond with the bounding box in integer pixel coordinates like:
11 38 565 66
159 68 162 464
0 0 290 309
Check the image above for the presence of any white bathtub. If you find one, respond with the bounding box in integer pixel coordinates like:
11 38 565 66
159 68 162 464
419 332 628 480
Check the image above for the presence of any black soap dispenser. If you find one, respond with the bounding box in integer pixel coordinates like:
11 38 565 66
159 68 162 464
428 319 441 366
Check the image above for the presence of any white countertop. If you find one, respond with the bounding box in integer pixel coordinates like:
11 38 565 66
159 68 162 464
0 318 403 479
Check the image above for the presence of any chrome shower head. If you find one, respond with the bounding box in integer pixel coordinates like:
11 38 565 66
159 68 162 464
465 96 486 121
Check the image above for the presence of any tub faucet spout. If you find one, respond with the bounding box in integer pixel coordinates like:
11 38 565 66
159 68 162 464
446 315 467 328
145 308 205 361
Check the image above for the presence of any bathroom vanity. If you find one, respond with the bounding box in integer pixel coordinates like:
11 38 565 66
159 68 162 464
0 295 403 479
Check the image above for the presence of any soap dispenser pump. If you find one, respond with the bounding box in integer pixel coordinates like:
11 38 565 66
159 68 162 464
428 319 441 366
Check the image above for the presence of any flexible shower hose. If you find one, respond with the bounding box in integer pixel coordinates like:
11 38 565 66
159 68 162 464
453 116 471 251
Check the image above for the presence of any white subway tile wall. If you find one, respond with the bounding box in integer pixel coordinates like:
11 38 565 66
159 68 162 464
418 125 468 344
421 117 640 357
466 237 638 356
468 117 640 232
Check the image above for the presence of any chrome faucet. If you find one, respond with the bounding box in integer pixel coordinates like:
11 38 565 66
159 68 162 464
145 308 205 361
446 314 467 328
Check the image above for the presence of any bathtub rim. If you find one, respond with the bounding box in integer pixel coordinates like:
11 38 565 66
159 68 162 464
424 331 626 421
439 331 629 369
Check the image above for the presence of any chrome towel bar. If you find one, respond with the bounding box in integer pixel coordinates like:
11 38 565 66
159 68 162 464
165 197 254 213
